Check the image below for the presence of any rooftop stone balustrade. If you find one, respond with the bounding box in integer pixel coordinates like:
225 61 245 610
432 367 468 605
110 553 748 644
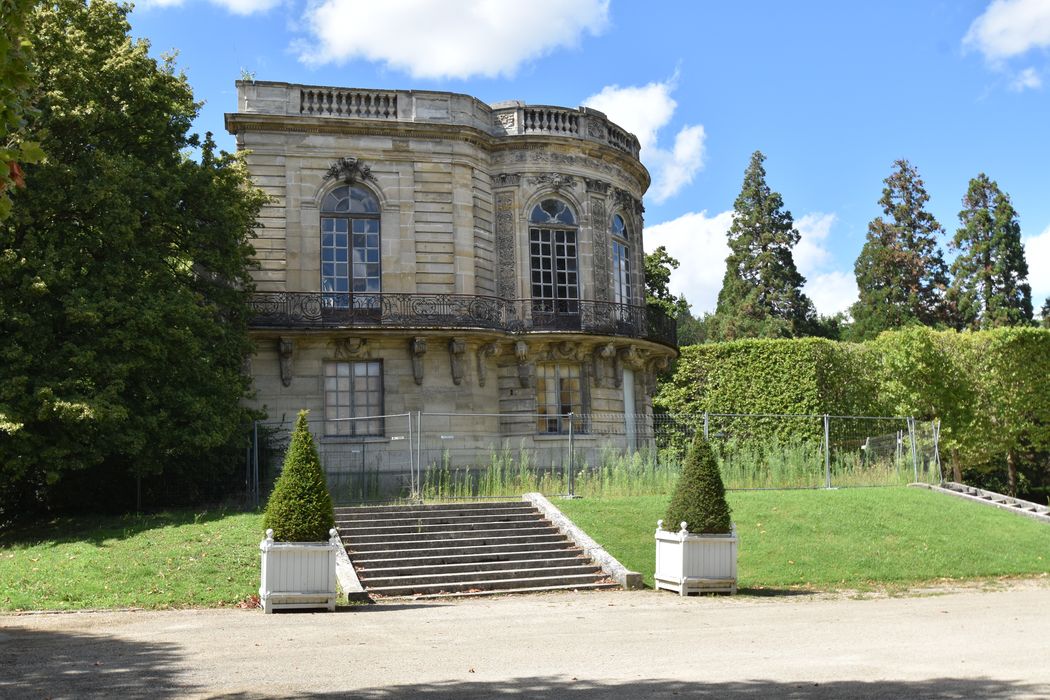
234 81 642 160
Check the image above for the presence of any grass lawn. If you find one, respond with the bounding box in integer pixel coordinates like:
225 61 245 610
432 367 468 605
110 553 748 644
0 510 263 611
558 487 1050 592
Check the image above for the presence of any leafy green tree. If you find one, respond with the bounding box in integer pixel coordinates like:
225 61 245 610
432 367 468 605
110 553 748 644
0 0 44 219
851 160 949 340
263 411 335 542
948 174 1032 330
663 435 732 534
1042 297 1050 329
0 0 266 513
644 246 689 317
709 151 815 341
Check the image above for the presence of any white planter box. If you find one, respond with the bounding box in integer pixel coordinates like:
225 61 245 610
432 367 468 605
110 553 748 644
654 520 738 595
259 528 339 613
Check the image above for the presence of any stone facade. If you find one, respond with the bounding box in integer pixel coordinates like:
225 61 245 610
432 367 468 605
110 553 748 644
226 82 677 480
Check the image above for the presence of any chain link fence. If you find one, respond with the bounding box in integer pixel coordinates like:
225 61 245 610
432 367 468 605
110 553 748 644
247 412 941 506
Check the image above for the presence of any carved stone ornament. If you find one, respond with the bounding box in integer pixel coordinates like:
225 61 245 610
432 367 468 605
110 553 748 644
410 337 427 386
476 342 500 388
591 197 610 302
614 345 644 389
495 191 516 301
323 156 377 185
587 120 607 139
514 340 532 388
592 343 615 388
584 177 611 194
496 112 516 130
529 173 575 192
554 341 580 361
333 337 369 360
449 338 467 386
278 337 294 387
492 172 521 188
613 187 645 215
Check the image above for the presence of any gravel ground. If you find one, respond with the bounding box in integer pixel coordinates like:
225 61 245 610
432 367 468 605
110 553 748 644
2 578 1049 699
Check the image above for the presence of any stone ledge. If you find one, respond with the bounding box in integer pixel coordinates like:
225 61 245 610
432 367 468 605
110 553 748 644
523 492 643 590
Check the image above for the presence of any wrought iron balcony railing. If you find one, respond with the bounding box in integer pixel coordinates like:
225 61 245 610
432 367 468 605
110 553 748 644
248 292 678 348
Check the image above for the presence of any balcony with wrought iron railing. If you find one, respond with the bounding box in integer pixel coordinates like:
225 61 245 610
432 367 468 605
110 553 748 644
248 292 677 348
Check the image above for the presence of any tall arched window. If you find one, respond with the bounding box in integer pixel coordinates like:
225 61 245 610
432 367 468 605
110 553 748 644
321 185 380 308
529 198 579 323
611 214 632 306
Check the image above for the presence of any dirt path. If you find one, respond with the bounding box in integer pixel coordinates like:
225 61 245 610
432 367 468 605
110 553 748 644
2 579 1049 699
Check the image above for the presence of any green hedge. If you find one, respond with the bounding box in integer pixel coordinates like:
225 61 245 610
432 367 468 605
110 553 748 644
656 327 1050 492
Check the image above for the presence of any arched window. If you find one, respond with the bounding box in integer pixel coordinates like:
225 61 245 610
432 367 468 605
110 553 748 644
611 214 632 306
529 198 579 321
321 185 380 308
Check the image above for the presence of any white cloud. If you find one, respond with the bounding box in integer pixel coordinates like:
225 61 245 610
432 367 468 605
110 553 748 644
1024 223 1050 303
583 78 706 204
964 0 1050 61
644 209 858 317
1010 66 1043 90
137 0 279 13
792 212 858 316
804 271 858 317
793 212 836 277
644 210 733 313
297 0 609 78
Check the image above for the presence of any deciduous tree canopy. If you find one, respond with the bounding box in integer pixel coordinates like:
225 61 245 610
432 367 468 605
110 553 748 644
0 0 266 515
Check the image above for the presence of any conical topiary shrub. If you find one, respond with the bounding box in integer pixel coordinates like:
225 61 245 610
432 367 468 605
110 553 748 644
663 435 732 534
263 410 335 541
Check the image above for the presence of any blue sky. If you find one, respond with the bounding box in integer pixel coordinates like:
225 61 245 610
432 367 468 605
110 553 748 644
129 0 1050 317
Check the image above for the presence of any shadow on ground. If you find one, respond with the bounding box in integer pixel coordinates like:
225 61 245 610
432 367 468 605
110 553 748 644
0 626 195 699
210 676 1046 699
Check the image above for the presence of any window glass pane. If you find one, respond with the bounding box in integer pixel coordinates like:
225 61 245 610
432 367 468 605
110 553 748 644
349 187 379 214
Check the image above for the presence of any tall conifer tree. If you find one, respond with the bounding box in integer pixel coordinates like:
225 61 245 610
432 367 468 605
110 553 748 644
709 151 815 340
850 160 949 340
948 174 1032 329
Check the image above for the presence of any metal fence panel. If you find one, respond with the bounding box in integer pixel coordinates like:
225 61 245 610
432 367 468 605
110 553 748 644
248 412 941 505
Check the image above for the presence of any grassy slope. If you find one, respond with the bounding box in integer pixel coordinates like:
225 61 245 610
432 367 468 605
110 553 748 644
558 488 1050 591
0 510 263 611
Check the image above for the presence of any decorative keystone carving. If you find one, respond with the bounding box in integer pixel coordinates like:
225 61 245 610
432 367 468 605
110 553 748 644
614 345 643 388
476 342 500 387
333 337 369 360
492 172 521 188
613 187 644 215
410 337 427 386
449 338 467 386
529 173 575 192
554 341 580 360
592 343 615 388
278 337 294 387
323 156 377 186
515 340 532 388
584 177 611 194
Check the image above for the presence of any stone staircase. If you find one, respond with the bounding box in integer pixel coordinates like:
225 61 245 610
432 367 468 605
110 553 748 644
335 501 619 599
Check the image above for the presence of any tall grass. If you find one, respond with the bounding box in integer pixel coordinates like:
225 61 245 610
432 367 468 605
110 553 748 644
324 434 935 503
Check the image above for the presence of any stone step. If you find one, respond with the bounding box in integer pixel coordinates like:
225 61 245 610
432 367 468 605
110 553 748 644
381 581 621 600
350 549 583 570
336 512 544 529
366 572 612 597
357 555 594 579
336 506 538 522
340 518 551 538
351 541 579 562
335 501 524 516
346 532 568 554
344 525 560 546
359 563 602 589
